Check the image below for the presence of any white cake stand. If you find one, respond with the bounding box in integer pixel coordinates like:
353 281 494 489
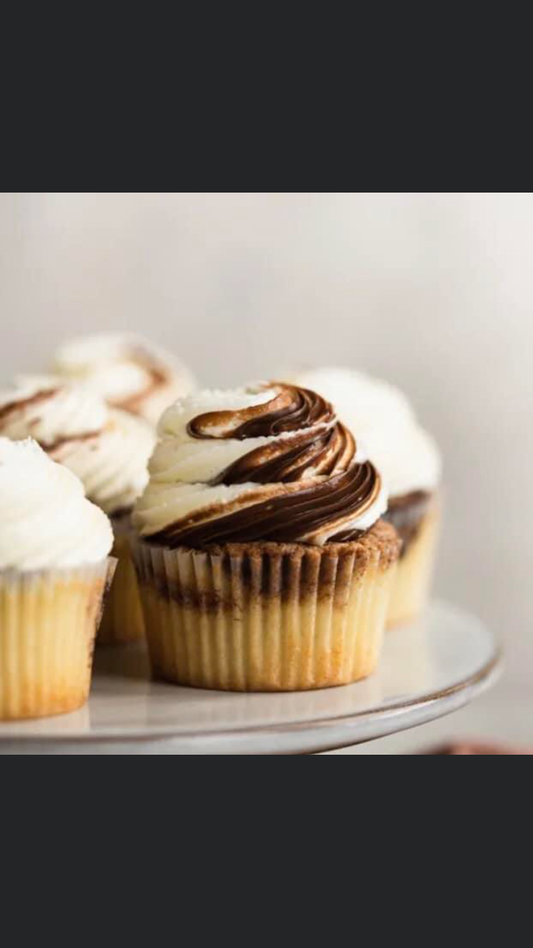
0 600 500 755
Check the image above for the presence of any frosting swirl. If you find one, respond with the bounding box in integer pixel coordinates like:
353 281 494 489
134 383 387 546
0 438 113 571
288 367 441 498
54 333 195 426
0 377 155 516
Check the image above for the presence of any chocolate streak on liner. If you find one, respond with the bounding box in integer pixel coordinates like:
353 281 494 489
138 522 401 610
139 550 355 608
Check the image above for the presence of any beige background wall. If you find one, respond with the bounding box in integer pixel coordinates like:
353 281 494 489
1 192 531 746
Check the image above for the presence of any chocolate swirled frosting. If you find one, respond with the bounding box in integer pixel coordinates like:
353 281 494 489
0 376 155 516
54 333 196 426
134 383 387 547
288 367 441 498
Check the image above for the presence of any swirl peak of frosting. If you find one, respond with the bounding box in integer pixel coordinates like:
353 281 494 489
135 382 387 547
188 383 335 440
0 376 155 516
0 438 113 571
53 332 195 426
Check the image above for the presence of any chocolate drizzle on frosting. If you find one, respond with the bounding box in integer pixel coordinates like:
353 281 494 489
211 424 355 487
142 383 383 548
0 379 155 517
0 385 105 452
153 461 379 546
0 388 60 422
46 430 102 456
188 384 335 440
111 348 168 415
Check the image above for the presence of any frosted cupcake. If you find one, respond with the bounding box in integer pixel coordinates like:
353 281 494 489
133 383 400 691
289 369 441 626
53 332 196 426
0 377 154 644
0 439 114 719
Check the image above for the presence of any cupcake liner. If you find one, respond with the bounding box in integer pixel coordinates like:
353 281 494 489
0 558 116 720
133 528 398 692
97 515 145 646
387 501 440 627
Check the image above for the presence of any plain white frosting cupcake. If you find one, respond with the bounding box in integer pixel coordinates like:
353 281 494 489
0 438 114 719
0 376 155 645
0 438 113 570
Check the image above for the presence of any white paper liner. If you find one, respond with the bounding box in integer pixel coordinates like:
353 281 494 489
0 558 116 720
387 503 440 627
98 515 145 645
133 539 397 692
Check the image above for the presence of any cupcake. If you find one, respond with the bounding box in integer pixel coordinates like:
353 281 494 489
53 332 196 426
0 439 114 719
288 368 442 626
132 383 400 692
0 376 155 645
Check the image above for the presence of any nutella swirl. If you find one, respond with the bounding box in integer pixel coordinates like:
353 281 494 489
289 367 442 498
188 385 335 440
211 424 355 486
134 383 387 547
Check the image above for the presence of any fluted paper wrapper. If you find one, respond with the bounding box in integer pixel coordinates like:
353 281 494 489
133 535 398 692
98 516 145 646
387 501 440 628
0 558 116 720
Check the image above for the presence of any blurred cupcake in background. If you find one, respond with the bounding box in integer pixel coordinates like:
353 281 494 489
0 439 114 719
0 376 154 645
53 332 196 426
288 368 441 626
133 382 400 691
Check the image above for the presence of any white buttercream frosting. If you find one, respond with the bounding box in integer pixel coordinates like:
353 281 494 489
53 333 196 426
0 438 113 571
288 368 441 497
135 384 387 545
0 376 155 516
